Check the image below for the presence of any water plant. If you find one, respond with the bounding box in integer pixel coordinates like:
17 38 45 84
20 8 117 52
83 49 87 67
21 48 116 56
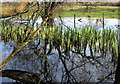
0 20 118 64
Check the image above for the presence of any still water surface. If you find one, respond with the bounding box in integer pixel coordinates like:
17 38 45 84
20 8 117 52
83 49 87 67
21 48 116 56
0 17 119 82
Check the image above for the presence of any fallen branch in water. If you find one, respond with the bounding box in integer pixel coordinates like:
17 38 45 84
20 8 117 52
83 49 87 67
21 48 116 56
0 69 42 83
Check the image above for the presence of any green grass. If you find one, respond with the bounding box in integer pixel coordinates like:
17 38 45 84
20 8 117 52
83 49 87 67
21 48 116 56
56 6 119 19
1 4 119 19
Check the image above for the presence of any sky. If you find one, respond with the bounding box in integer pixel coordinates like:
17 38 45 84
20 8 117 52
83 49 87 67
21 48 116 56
0 0 120 2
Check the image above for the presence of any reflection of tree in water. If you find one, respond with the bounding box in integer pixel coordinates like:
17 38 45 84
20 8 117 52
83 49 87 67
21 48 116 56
4 39 115 83
85 18 105 28
0 18 117 83
0 2 118 83
1 18 117 83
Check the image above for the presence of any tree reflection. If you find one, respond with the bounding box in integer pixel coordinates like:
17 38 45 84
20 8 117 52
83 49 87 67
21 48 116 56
0 2 118 83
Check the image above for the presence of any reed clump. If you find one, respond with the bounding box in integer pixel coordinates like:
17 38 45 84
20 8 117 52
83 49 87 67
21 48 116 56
0 20 118 62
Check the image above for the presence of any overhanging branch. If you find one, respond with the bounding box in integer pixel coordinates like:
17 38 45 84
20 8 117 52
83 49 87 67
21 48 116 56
0 10 29 19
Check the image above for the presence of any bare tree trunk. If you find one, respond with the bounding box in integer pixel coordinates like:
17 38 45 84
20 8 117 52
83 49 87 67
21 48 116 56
41 2 57 27
114 27 120 84
114 47 120 84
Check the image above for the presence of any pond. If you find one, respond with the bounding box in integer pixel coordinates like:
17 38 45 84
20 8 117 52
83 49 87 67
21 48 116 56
0 17 119 83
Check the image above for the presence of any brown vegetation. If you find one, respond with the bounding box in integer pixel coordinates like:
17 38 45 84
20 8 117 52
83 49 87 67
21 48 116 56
0 2 27 18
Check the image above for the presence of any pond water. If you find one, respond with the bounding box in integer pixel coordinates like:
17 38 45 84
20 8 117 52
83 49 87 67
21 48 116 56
54 17 119 29
0 17 119 83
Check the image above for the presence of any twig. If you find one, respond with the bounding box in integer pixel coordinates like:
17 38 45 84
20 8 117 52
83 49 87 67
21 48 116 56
96 71 115 84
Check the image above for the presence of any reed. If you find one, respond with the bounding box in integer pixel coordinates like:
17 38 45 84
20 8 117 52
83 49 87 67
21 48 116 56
0 20 118 62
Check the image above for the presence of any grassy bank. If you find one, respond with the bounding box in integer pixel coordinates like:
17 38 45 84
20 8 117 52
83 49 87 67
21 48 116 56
56 6 119 19
1 4 119 19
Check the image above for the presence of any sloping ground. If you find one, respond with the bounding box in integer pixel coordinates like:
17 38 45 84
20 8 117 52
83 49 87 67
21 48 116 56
0 2 27 18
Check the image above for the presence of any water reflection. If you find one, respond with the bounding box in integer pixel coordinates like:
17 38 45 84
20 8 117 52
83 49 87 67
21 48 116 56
1 42 115 83
1 17 119 83
54 17 119 30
